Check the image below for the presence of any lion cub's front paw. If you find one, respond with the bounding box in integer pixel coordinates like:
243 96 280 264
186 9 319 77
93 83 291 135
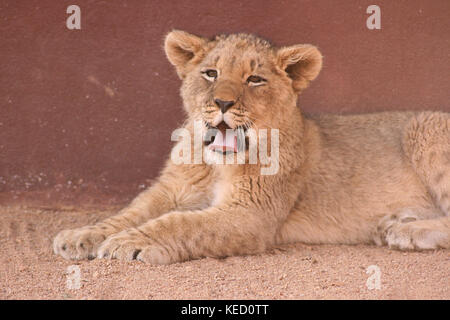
53 226 108 260
97 229 173 264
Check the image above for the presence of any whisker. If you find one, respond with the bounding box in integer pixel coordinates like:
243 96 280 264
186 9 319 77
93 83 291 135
245 114 278 130
238 101 278 130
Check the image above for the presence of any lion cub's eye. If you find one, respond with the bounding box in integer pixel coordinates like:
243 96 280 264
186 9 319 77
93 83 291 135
201 69 218 82
246 75 266 87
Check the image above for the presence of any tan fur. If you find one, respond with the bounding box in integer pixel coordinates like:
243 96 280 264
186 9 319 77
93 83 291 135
53 31 450 263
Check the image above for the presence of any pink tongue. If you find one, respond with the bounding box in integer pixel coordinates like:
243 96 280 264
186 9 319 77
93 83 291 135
209 129 237 152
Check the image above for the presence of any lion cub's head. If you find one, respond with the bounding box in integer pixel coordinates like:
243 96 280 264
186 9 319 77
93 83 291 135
164 30 322 154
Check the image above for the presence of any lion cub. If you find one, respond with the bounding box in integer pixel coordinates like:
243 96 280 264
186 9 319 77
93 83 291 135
54 31 450 264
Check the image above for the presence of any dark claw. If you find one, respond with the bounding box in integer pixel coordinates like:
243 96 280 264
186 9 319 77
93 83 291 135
132 249 142 260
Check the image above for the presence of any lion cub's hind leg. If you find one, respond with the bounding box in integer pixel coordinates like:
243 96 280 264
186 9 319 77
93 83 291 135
403 111 450 216
377 111 450 250
375 209 450 250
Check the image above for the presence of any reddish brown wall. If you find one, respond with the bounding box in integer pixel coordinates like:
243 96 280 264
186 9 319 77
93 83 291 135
1 0 449 206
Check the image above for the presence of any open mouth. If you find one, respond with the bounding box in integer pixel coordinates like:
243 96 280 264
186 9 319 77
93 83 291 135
204 121 248 154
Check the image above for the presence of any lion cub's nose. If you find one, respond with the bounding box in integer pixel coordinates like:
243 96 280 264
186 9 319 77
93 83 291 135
214 99 235 114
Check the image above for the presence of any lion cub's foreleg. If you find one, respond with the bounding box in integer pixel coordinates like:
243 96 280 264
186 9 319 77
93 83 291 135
96 174 285 264
53 163 213 260
96 206 274 264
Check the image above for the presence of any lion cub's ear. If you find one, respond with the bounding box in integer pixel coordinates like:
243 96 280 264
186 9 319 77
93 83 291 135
276 44 322 93
165 30 210 79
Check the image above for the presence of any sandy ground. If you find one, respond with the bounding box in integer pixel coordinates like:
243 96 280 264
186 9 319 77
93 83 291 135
0 205 449 300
